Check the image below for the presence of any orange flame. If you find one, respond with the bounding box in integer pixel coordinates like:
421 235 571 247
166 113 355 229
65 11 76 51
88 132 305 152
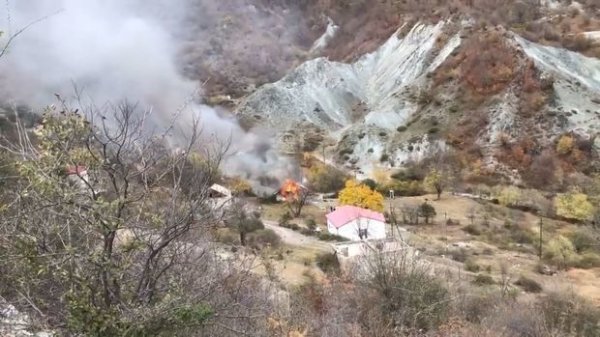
280 179 301 201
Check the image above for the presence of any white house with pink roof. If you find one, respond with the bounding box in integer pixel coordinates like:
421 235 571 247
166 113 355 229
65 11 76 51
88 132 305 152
326 205 387 241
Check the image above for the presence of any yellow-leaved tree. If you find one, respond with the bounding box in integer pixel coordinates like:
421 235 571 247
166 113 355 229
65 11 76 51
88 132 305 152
496 186 521 206
556 134 575 155
424 169 445 200
555 191 595 222
338 180 384 212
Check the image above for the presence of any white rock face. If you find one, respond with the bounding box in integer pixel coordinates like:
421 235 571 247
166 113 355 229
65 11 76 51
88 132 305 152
309 17 339 54
238 22 460 133
514 35 600 137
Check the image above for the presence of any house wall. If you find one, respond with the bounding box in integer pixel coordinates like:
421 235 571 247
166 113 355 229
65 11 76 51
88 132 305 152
327 218 386 241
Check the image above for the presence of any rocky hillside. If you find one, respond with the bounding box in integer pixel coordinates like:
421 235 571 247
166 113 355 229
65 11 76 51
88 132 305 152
230 0 600 190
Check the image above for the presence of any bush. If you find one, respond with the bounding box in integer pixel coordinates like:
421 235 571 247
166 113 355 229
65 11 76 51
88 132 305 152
305 218 317 230
279 212 292 225
465 259 481 273
397 125 407 132
299 228 315 236
419 202 436 224
472 274 495 286
539 291 600 337
555 192 595 222
463 224 482 236
316 252 340 275
556 134 575 155
317 232 348 242
360 251 450 331
214 230 240 245
450 248 468 262
381 180 425 196
380 153 389 162
460 292 499 324
575 252 600 269
281 223 300 231
514 276 542 293
361 178 378 191
544 235 577 269
446 218 460 226
246 229 281 249
510 226 534 244
307 163 348 193
568 228 597 253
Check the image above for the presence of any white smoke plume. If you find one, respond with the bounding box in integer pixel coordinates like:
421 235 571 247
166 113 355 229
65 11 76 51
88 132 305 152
0 0 297 192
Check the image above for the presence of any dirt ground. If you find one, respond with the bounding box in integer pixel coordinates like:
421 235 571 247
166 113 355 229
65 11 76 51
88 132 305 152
389 193 600 305
252 194 600 303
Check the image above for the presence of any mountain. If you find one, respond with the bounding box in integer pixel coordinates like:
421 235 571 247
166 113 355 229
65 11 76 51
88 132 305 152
231 1 600 189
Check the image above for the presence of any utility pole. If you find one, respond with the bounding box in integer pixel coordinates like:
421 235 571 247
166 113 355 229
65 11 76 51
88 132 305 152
444 212 448 254
539 217 543 260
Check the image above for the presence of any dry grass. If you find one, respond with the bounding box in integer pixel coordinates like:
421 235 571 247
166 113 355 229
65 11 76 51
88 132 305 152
389 194 600 306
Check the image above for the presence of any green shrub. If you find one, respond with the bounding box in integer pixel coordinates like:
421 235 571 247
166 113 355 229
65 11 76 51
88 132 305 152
472 274 495 286
279 212 292 225
305 218 317 230
299 228 315 236
247 229 281 249
465 259 481 273
544 235 577 269
463 224 482 236
281 223 300 231
514 275 543 293
510 226 534 244
450 249 468 262
446 218 460 226
361 178 378 191
316 252 340 274
428 127 439 134
317 232 348 242
380 153 389 162
568 228 597 253
575 252 600 269
397 125 407 132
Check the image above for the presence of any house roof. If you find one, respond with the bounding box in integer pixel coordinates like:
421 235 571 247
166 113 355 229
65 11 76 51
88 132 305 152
210 184 232 197
326 205 385 229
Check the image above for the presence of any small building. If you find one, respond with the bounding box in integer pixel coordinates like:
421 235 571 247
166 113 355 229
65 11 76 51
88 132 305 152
326 205 386 241
209 183 233 210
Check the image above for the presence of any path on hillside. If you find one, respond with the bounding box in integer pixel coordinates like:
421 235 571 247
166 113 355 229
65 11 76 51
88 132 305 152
263 221 331 251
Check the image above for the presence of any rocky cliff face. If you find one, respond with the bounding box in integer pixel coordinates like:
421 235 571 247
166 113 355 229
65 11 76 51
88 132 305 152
236 16 600 181
237 22 461 173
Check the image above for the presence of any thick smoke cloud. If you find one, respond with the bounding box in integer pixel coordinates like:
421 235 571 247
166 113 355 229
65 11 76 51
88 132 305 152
0 0 296 192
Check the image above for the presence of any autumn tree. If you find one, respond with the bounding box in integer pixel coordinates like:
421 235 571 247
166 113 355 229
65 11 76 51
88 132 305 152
556 134 575 155
339 180 384 212
306 162 347 193
496 185 521 206
419 202 437 224
424 169 445 200
555 191 595 222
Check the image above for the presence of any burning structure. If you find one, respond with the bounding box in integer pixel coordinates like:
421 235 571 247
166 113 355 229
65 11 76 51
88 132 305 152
277 179 308 202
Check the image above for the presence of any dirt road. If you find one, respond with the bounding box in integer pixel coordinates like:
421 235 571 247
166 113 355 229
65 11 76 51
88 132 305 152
263 221 331 251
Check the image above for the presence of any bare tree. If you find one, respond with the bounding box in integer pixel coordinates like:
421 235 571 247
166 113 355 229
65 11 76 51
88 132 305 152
0 100 272 336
